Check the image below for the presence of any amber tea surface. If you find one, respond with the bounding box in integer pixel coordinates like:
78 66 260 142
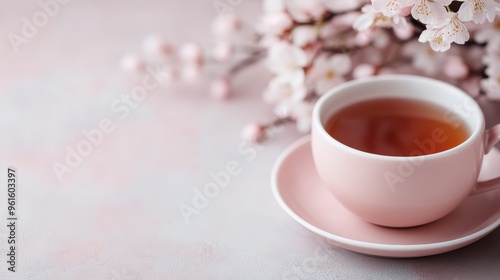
324 98 470 156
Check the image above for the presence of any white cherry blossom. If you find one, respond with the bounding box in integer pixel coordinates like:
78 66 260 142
354 4 408 31
292 26 318 47
309 54 352 94
125 0 500 137
372 0 408 17
457 0 499 24
264 76 308 118
372 0 452 24
290 101 315 132
263 0 285 13
266 42 309 86
263 76 308 105
483 51 500 71
353 63 377 78
287 0 327 22
354 5 392 30
322 0 364 12
403 40 446 74
418 13 470 52
481 76 500 99
475 20 500 50
259 12 294 36
411 0 452 24
393 17 414 39
477 48 500 99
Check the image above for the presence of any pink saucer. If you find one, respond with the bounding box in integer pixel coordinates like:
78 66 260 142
272 136 500 258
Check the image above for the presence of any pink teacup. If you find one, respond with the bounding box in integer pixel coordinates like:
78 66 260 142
311 75 500 228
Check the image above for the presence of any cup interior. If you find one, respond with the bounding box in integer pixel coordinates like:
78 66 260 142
314 75 484 158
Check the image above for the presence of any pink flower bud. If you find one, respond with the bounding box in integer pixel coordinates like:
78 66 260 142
394 22 414 40
142 35 174 57
210 77 232 100
444 56 469 79
292 26 318 47
353 63 376 79
213 42 234 61
121 54 145 73
180 43 204 66
260 12 293 36
241 123 266 143
159 67 179 85
354 32 372 47
211 14 241 37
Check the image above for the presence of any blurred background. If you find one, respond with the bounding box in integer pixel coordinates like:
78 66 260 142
0 0 499 279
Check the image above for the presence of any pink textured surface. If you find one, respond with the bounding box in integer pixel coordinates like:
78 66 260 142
0 0 499 279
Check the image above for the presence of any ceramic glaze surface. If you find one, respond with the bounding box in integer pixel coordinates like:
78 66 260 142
311 76 498 227
273 136 500 257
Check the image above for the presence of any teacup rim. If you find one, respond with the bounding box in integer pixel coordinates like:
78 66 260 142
312 74 485 160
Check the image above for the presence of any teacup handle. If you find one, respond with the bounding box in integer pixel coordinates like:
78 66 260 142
472 124 500 195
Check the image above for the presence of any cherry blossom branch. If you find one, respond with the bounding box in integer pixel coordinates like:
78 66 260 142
242 117 294 143
122 0 500 143
295 12 335 26
321 46 360 54
227 49 267 76
267 116 294 128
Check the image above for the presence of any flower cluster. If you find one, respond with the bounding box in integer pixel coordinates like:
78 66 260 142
123 0 500 142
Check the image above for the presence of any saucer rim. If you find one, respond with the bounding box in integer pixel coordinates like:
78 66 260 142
272 135 500 254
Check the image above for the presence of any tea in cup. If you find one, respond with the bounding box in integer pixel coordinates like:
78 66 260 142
311 75 500 227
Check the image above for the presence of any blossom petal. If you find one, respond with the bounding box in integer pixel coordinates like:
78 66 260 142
411 0 447 24
418 29 433 43
330 54 352 74
353 11 376 31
